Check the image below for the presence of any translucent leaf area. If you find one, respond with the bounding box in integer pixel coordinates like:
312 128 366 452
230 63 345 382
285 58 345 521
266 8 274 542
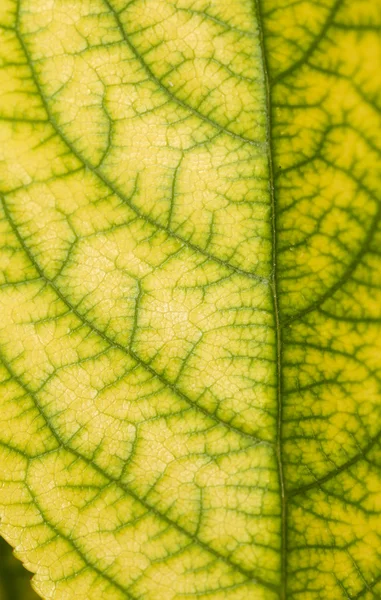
0 1 380 599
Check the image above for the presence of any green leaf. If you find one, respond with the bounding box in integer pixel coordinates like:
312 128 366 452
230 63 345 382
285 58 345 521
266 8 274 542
0 0 380 599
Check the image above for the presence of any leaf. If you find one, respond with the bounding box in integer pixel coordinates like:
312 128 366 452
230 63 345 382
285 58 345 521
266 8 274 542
0 537 40 600
0 0 380 599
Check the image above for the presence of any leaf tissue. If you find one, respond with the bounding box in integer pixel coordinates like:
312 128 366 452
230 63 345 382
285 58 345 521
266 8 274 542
0 0 380 598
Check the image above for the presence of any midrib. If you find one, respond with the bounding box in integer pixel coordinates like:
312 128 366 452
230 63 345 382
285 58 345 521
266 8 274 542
252 1 287 598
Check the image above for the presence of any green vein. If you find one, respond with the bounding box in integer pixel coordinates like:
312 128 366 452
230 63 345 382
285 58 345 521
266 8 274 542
103 0 264 147
1 195 270 444
0 350 277 594
288 430 381 497
272 0 344 84
254 1 287 598
14 17 267 285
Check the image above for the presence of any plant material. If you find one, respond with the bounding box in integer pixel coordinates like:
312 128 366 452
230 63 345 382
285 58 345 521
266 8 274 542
0 1 380 599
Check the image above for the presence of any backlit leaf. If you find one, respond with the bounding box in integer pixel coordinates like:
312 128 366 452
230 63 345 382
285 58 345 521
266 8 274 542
0 1 380 599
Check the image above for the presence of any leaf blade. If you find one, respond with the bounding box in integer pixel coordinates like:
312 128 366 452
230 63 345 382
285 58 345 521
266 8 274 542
0 0 380 599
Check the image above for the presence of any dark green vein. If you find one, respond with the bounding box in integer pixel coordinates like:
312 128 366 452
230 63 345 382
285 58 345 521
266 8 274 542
282 195 381 327
272 0 344 84
288 429 381 497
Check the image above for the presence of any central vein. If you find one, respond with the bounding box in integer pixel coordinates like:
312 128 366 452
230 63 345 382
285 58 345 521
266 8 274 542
253 1 287 597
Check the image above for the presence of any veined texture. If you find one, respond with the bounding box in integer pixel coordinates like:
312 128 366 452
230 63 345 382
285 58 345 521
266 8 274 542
0 0 380 599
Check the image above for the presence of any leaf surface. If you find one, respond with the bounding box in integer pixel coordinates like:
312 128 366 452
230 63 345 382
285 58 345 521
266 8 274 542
0 1 380 599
